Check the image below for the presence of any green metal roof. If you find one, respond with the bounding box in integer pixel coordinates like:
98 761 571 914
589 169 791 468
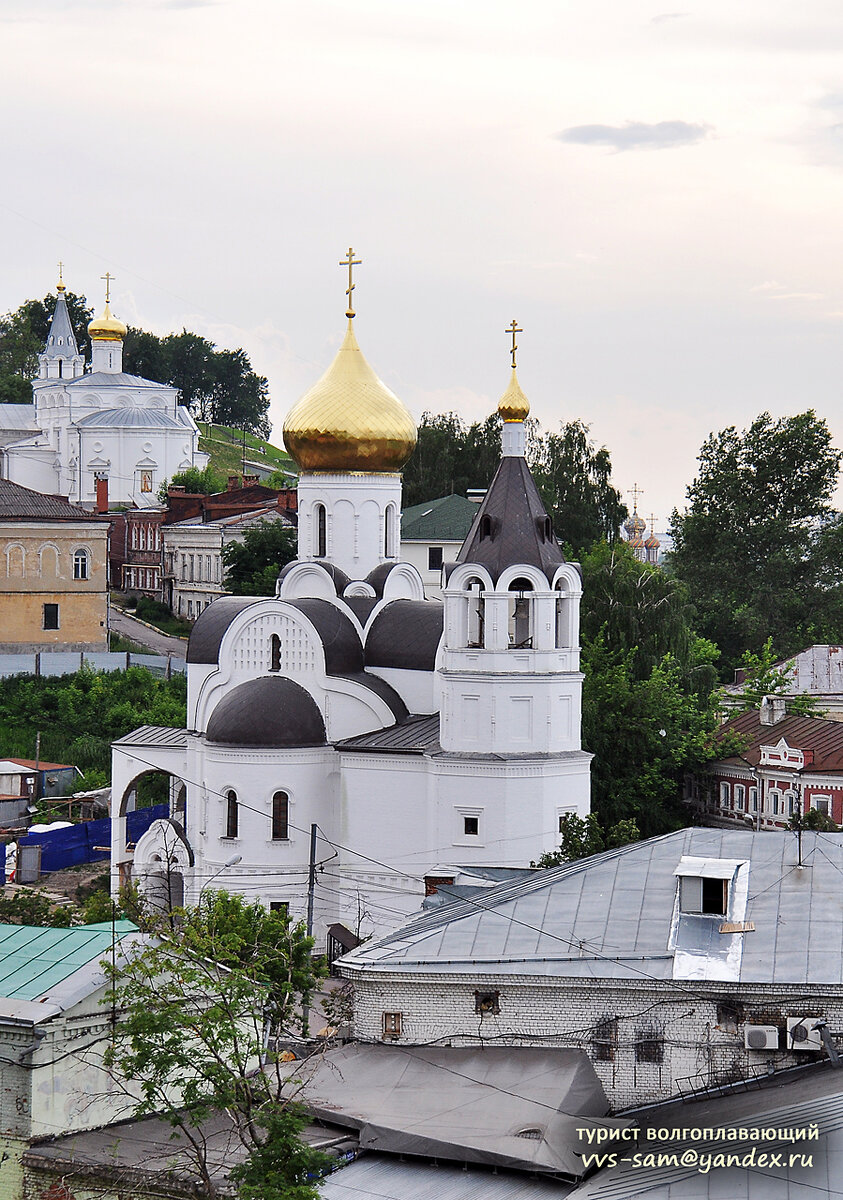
0 921 137 1001
401 494 479 542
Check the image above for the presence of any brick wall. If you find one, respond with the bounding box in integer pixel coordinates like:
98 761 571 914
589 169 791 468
347 971 843 1109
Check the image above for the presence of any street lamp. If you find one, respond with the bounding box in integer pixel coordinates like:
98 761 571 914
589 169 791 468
198 854 242 906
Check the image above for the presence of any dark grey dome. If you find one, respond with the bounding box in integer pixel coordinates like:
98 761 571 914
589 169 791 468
365 601 443 671
206 677 326 747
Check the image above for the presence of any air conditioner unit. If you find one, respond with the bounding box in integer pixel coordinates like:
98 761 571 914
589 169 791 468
744 1024 779 1050
787 1017 823 1051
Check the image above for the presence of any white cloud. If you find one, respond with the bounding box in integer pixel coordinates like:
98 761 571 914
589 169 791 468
556 121 712 152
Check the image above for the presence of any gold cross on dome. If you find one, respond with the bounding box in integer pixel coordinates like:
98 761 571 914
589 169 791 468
57 261 65 292
101 272 115 303
628 483 643 511
506 319 522 370
339 247 361 318
648 512 657 533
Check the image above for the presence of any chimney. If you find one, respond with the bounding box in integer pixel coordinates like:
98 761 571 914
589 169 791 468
243 474 258 486
95 476 109 514
227 475 240 491
168 485 186 495
467 489 486 504
760 695 787 726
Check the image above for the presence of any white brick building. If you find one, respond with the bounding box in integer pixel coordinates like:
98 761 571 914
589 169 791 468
339 828 843 1110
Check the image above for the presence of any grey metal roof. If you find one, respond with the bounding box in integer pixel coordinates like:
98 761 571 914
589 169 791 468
42 291 79 358
292 1044 624 1179
339 713 440 753
571 1063 843 1199
278 559 351 596
0 405 38 431
0 478 98 521
65 371 172 390
365 600 443 671
112 725 189 748
324 1155 574 1200
75 408 182 429
339 829 843 985
457 456 564 583
320 1156 573 1200
206 676 326 747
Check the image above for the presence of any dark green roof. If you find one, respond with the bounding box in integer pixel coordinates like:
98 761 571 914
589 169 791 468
401 494 479 542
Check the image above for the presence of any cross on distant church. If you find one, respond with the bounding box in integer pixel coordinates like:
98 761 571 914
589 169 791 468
628 483 644 511
506 319 522 369
57 261 65 292
101 272 115 303
339 248 361 318
648 512 657 532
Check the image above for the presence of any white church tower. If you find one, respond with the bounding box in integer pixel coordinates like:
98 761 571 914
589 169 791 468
439 322 591 816
36 267 84 382
282 249 416 580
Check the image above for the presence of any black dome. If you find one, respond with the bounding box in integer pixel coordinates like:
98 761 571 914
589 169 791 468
206 677 326 747
366 601 443 671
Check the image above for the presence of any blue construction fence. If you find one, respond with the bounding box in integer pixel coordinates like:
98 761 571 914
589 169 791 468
15 804 169 875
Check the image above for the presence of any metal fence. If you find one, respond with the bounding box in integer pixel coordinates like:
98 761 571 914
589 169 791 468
0 652 185 679
15 804 169 875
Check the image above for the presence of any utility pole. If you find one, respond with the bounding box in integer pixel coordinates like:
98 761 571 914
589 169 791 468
34 732 41 803
302 823 318 1037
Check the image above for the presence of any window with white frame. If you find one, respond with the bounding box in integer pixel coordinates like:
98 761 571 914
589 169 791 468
813 795 831 816
680 875 729 915
734 784 745 811
768 788 781 816
749 786 758 812
719 781 730 807
72 548 89 580
785 790 797 818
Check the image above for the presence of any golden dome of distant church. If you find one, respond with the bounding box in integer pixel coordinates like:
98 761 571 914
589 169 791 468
283 250 416 473
87 275 127 343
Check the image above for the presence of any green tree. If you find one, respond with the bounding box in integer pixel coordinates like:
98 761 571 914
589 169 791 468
531 813 640 868
402 412 502 506
157 464 226 500
531 421 627 554
0 291 93 403
730 637 822 716
223 521 297 596
105 897 329 1200
577 541 724 836
669 411 843 674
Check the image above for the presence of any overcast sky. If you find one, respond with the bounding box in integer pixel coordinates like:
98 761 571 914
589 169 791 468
3 0 843 526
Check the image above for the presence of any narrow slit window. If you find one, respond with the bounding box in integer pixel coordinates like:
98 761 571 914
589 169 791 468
316 505 326 558
272 791 289 840
226 790 238 839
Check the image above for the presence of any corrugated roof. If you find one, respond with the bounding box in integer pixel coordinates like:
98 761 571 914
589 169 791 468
402 494 480 541
718 710 843 772
339 829 843 986
0 922 137 1001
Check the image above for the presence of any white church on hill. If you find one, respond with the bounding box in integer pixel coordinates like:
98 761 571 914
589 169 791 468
111 267 591 945
0 276 205 506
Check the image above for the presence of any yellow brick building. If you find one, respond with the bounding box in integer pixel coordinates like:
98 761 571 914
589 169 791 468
0 479 108 651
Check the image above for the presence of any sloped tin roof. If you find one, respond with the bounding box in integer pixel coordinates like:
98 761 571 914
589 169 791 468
0 922 137 1001
401 493 480 541
717 709 843 772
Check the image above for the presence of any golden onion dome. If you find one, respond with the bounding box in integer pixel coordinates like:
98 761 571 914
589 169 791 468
283 320 417 473
87 302 127 343
497 367 530 422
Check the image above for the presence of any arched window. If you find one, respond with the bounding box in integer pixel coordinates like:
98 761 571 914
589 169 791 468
466 579 485 647
508 578 533 648
272 791 289 840
479 515 493 541
384 504 396 558
270 634 281 672
316 504 327 558
226 790 238 839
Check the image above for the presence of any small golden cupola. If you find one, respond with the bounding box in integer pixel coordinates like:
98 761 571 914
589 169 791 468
497 319 530 423
87 273 127 343
283 250 416 473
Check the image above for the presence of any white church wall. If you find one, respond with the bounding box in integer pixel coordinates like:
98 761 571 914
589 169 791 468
363 666 437 714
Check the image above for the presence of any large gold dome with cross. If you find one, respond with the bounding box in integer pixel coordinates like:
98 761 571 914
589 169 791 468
283 320 417 473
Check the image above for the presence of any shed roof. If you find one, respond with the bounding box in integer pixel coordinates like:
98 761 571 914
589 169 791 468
0 479 97 522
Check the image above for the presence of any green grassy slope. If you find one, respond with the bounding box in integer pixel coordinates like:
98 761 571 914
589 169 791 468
197 423 298 481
